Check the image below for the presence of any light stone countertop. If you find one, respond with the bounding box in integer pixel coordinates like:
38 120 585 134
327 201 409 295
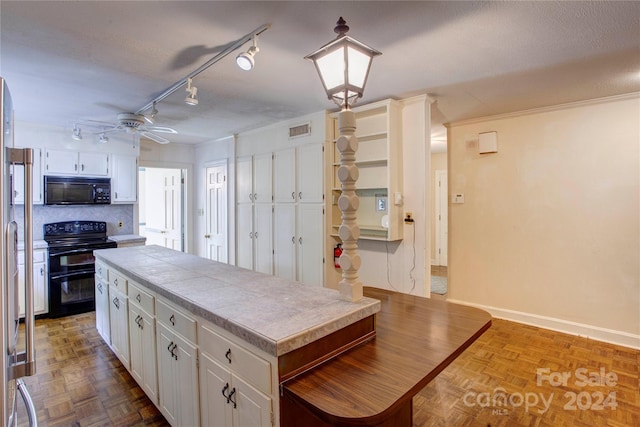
94 245 381 357
108 234 147 244
18 240 48 250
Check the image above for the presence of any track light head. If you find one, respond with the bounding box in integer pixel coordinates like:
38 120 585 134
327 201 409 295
237 36 260 71
185 78 199 106
144 102 158 124
72 125 82 140
98 133 109 144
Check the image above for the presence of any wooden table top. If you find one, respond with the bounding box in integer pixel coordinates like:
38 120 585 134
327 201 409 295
282 287 492 426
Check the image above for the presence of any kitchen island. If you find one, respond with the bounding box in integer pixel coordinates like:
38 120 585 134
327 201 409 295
94 245 491 427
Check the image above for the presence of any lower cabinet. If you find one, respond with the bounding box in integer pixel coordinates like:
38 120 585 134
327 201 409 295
18 247 47 317
95 278 110 343
156 299 199 426
128 282 158 404
108 285 130 368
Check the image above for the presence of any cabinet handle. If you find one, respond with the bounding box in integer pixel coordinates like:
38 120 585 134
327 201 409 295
40 267 44 276
299 191 302 200
254 231 258 239
112 297 119 310
114 278 118 286
299 237 303 245
136 294 141 303
249 231 253 239
249 193 253 202
167 341 174 357
139 317 144 330
222 383 230 402
97 283 102 294
169 314 175 326
81 164 85 171
171 343 178 360
74 164 78 171
225 348 232 364
291 191 295 200
291 236 295 244
253 192 257 201
228 388 237 408
204 234 210 238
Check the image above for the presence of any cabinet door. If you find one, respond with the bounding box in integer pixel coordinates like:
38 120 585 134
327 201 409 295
297 204 324 287
273 204 296 281
157 323 178 425
253 203 273 275
109 288 130 368
95 280 110 343
129 304 157 403
129 305 145 387
45 149 78 175
252 153 272 203
236 204 253 270
18 250 47 317
173 330 199 426
236 156 253 204
200 353 233 427
111 154 137 202
13 148 42 204
273 148 296 203
79 152 109 176
297 144 324 203
233 375 272 427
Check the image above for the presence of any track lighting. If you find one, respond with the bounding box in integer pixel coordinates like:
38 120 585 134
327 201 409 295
185 78 198 106
144 102 158 124
72 125 82 140
236 35 260 71
99 133 109 144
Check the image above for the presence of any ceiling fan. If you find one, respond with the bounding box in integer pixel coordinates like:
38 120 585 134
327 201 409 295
84 112 178 144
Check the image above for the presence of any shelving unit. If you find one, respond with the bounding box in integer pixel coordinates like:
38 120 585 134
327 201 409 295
329 99 403 241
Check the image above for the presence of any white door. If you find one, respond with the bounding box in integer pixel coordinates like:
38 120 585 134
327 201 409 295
297 204 324 286
206 165 228 263
435 170 448 266
273 204 296 280
143 168 183 250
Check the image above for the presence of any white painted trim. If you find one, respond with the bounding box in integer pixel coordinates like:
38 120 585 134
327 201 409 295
446 298 640 350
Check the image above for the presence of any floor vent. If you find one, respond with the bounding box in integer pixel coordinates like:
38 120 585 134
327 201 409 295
289 122 311 139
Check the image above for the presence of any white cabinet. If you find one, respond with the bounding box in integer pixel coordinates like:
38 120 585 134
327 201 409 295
329 99 403 241
17 248 47 317
108 270 130 368
45 149 109 176
156 298 199 427
111 154 137 203
13 148 43 204
272 143 325 286
128 282 158 404
236 154 273 274
199 323 272 427
94 261 110 343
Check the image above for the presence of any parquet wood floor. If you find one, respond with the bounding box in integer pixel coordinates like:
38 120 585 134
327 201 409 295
15 309 639 427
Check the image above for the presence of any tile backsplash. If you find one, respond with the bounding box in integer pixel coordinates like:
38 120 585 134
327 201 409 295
15 204 134 240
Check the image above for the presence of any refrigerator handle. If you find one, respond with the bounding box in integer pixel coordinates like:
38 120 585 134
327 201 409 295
9 147 36 377
16 379 37 427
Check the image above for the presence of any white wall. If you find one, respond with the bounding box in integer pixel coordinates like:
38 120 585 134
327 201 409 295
447 94 640 348
354 96 432 296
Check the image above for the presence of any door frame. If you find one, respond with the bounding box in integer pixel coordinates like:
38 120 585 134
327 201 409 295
137 161 192 253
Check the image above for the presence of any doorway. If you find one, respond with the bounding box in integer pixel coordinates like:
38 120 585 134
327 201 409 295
138 167 185 251
204 163 228 263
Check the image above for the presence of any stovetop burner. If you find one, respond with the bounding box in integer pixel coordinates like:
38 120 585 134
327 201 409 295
44 221 114 248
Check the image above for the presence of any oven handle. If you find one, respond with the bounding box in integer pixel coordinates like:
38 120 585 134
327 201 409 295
49 248 97 257
50 270 96 281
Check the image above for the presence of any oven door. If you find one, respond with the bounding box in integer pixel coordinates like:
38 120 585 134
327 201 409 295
48 247 98 276
48 269 96 318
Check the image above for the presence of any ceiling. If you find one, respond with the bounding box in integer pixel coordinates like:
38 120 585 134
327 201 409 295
1 1 639 147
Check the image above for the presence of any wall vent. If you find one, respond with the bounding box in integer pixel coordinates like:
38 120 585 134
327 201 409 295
288 122 311 139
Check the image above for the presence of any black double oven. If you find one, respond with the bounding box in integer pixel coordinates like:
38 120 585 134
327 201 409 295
44 221 117 318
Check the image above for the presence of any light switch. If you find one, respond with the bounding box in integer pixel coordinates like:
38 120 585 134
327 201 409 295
453 194 465 204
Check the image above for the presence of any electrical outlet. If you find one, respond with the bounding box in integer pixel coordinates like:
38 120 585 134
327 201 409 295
118 221 123 228
404 212 414 223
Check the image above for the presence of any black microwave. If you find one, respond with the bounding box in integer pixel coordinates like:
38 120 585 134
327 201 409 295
44 176 111 205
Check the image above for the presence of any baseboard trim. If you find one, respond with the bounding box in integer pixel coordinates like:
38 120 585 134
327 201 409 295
446 299 640 350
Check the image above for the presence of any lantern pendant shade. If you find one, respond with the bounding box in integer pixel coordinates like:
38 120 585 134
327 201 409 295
306 32 381 109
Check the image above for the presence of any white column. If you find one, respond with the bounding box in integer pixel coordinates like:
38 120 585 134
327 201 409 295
336 109 363 302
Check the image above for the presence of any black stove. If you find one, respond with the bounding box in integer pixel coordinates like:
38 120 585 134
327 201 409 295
44 221 117 317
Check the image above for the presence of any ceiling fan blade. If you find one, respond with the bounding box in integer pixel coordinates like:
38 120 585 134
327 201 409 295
140 131 170 144
145 126 178 134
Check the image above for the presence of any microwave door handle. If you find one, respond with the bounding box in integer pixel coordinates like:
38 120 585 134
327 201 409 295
8 148 36 378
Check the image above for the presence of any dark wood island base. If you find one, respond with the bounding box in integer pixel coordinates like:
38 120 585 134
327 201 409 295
281 287 492 426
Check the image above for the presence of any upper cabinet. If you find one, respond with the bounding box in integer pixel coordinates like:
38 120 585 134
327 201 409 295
110 154 137 203
329 99 403 241
45 149 109 176
273 144 324 204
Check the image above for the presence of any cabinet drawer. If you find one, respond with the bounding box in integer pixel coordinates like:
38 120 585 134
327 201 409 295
108 269 128 293
18 250 46 265
95 261 107 281
128 282 155 315
157 298 196 343
199 323 271 395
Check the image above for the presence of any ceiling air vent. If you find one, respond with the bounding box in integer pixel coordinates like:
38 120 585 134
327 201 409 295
288 122 311 139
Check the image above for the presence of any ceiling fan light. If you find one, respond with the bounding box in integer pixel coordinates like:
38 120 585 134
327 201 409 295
72 125 82 140
99 133 109 144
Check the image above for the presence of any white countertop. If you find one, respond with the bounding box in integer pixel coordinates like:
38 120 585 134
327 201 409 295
94 245 380 357
108 234 146 244
18 240 48 250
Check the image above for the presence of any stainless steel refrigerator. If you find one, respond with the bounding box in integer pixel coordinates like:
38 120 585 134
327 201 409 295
1 77 37 426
